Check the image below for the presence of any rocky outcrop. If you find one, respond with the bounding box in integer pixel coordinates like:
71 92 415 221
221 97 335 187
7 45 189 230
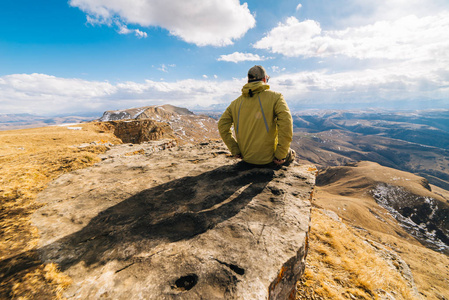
97 104 220 145
31 140 315 299
89 104 218 149
95 119 176 144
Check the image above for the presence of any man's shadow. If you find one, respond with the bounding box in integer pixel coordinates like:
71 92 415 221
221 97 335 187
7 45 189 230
0 162 275 280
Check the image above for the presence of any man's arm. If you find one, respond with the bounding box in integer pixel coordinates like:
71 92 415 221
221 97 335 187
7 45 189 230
274 95 293 160
218 106 241 156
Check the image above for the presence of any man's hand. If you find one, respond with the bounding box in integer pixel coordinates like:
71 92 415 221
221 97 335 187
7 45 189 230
234 154 243 159
273 158 285 165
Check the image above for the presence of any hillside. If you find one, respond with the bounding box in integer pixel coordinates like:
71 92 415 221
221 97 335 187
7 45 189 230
299 161 449 299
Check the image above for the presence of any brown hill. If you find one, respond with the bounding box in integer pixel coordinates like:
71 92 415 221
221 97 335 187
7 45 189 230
299 161 449 299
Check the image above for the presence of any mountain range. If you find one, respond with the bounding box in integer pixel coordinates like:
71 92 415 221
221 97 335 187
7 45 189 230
290 109 449 190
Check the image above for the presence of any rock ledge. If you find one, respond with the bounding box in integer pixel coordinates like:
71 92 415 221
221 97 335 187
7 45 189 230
32 141 315 299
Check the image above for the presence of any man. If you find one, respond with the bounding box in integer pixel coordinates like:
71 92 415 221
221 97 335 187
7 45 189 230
218 65 294 166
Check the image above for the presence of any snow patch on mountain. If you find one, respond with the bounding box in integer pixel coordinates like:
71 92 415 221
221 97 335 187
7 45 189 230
371 183 449 253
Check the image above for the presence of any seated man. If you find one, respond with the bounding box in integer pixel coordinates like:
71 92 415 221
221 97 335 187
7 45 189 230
218 65 294 166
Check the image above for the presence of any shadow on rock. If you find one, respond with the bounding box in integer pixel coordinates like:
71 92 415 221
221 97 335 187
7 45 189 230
1 162 275 279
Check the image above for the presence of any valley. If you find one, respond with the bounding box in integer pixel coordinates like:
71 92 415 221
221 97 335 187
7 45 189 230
291 109 449 190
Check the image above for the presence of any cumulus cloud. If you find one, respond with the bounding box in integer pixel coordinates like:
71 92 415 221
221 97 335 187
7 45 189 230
271 66 286 73
270 58 449 105
296 3 302 11
69 0 256 46
345 0 449 26
0 74 117 114
157 64 175 73
0 73 245 115
117 24 148 38
254 12 449 63
2 64 447 116
218 52 271 63
254 18 322 57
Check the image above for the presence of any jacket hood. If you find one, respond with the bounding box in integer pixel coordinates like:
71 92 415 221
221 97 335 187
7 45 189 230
241 81 269 97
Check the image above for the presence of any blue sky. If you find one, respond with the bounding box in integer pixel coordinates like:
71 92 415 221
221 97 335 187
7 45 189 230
1 0 448 115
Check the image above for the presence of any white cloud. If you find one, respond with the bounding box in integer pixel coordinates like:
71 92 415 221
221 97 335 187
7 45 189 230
271 66 286 73
69 0 256 46
254 18 322 57
0 73 246 115
296 3 302 11
251 2 449 107
218 52 271 63
345 0 449 26
2 63 447 116
117 24 148 38
202 75 208 79
134 29 148 38
158 64 175 73
253 12 449 64
0 74 117 114
270 58 449 105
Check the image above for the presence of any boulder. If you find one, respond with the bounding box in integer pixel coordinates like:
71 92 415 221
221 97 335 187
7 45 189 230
32 141 315 299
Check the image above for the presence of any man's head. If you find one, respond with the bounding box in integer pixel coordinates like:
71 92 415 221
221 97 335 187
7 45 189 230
248 65 269 83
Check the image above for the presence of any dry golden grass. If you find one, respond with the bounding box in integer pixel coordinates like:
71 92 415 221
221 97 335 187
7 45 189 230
0 123 121 299
296 209 418 300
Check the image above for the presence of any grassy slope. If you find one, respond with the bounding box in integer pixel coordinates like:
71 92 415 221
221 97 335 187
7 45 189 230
296 209 418 300
297 162 449 299
0 123 121 299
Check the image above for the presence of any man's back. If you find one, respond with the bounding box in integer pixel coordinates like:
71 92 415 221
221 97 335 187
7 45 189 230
218 78 292 165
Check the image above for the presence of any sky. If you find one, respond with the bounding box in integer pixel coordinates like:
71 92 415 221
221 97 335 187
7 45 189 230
0 0 448 116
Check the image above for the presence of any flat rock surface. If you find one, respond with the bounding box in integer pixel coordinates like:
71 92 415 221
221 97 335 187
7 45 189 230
32 140 315 299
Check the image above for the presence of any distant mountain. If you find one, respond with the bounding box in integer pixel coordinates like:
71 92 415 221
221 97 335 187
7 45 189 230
0 113 98 131
99 104 194 122
291 109 449 190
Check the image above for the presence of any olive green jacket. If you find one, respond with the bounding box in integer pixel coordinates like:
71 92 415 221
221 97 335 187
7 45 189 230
218 81 293 165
